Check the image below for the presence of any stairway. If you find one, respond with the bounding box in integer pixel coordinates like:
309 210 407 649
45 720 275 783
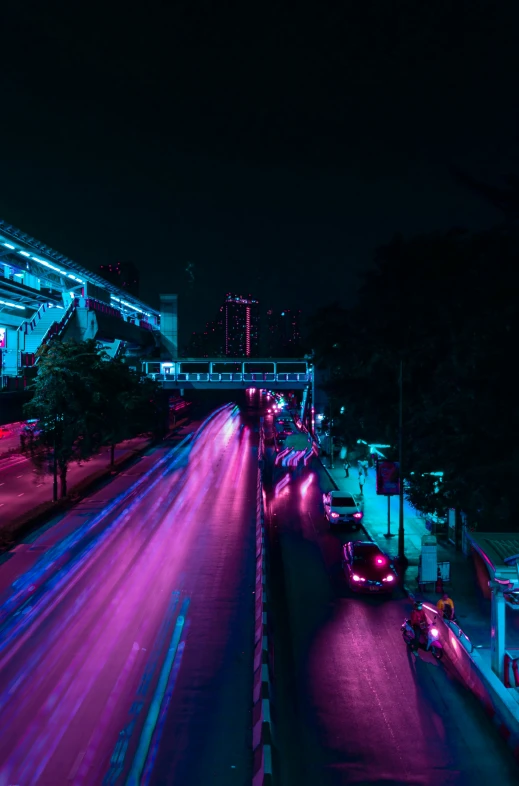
24 307 63 353
104 339 123 358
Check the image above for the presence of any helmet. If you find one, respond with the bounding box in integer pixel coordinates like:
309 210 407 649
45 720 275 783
414 601 423 610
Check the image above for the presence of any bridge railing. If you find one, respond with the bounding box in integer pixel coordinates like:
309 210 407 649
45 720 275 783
148 372 312 383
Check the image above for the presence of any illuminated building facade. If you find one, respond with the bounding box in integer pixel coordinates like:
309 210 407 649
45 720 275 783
224 293 259 357
99 261 140 297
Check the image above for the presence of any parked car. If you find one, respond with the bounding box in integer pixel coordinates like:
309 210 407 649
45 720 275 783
342 541 397 593
322 490 363 528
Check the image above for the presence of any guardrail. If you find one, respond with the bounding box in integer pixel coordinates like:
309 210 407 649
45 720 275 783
38 298 78 353
150 372 311 383
17 302 50 335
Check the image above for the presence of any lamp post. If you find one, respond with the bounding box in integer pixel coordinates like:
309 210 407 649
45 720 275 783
329 402 334 469
398 359 405 560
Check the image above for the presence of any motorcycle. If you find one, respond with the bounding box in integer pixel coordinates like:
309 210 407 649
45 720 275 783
401 618 444 660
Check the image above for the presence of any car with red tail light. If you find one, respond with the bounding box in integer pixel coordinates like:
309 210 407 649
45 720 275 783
323 490 363 529
342 541 397 594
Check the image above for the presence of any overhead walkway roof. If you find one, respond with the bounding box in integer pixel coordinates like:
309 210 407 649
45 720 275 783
0 219 159 320
467 532 519 583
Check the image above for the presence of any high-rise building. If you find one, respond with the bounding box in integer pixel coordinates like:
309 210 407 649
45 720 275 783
185 312 225 357
224 293 260 357
265 308 302 356
99 261 140 297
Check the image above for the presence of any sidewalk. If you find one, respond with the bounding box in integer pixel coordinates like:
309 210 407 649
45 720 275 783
322 460 519 650
0 436 153 540
324 462 424 564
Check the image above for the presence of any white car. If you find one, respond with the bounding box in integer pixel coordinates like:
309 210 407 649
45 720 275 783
323 490 364 529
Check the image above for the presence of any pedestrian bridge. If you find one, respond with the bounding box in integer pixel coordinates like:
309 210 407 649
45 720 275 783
143 358 313 390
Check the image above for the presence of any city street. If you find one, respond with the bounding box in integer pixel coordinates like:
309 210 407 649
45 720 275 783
0 404 257 785
266 458 519 786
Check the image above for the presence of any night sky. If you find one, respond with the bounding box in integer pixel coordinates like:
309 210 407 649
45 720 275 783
1 3 518 344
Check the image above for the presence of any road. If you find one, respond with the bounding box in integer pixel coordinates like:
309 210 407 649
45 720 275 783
0 404 257 785
266 458 519 786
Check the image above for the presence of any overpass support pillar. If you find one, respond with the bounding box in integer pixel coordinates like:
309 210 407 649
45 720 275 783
160 294 178 359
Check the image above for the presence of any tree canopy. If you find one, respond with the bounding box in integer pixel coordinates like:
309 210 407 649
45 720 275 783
23 339 164 499
308 226 519 530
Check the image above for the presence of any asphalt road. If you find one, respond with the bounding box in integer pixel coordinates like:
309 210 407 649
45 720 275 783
266 458 519 786
0 404 257 785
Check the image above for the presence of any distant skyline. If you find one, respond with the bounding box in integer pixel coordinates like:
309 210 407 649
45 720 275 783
185 294 303 357
1 5 518 346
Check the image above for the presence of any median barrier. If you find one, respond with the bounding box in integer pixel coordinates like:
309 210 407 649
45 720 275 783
422 603 519 761
252 424 274 786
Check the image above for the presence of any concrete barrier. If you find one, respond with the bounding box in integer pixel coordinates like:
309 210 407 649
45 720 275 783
252 424 274 786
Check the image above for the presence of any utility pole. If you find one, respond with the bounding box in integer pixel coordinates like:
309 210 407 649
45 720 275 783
330 402 334 469
398 359 405 559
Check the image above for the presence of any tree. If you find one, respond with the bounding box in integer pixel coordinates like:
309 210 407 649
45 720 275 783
310 227 519 529
23 339 106 500
94 358 166 465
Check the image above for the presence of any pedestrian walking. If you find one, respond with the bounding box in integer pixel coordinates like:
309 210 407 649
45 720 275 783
343 460 350 478
360 459 369 478
358 472 365 494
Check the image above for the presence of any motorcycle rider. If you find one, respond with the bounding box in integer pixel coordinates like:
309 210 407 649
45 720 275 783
410 600 428 650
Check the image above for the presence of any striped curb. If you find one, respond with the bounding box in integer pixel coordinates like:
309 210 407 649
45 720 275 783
252 423 274 786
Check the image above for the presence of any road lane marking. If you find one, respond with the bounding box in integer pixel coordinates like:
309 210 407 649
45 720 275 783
17 493 24 497
142 623 190 785
126 597 190 786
